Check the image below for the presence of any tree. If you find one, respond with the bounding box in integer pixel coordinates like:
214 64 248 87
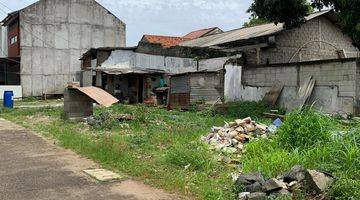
243 16 269 28
248 0 360 48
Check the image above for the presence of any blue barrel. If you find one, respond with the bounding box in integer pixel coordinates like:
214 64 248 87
3 91 14 108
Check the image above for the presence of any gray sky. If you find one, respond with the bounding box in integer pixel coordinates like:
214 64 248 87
0 0 253 46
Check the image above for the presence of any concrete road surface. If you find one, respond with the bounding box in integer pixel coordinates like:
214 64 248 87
0 118 178 200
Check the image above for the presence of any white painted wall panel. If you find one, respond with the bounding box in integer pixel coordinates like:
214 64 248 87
0 86 22 99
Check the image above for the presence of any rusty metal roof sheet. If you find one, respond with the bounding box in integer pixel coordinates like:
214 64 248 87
180 10 333 48
75 86 118 107
100 67 166 75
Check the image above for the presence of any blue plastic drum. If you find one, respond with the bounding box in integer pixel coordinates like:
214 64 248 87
3 91 14 108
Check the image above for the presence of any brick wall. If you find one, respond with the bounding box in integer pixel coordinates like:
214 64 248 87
7 20 20 57
236 59 359 114
244 16 359 65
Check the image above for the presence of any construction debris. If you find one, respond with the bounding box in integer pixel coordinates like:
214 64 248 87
202 117 269 154
236 166 334 199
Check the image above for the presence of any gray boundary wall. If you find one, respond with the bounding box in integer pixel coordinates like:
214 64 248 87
19 0 126 97
226 58 360 114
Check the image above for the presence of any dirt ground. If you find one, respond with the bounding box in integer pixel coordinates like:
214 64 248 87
0 118 181 200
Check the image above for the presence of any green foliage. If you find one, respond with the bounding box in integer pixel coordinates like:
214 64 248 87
224 101 286 120
249 0 360 48
248 0 312 28
329 178 360 200
243 15 270 27
277 108 333 150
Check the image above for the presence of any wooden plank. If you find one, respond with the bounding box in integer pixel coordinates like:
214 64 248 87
75 86 119 107
263 81 284 106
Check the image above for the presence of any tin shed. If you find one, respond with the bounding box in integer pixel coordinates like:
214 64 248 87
169 70 224 109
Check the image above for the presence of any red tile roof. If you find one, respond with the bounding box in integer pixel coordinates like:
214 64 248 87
141 27 222 48
183 27 218 40
142 35 190 48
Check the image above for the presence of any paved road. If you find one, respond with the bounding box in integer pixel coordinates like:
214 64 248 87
0 119 177 200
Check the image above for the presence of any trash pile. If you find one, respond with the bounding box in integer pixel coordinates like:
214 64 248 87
202 117 269 154
236 165 334 200
86 112 134 130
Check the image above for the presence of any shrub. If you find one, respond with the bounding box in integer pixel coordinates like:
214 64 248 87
277 108 333 150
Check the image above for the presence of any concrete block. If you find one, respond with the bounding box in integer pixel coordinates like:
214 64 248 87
43 49 55 75
80 24 92 49
44 24 56 48
69 24 81 49
20 48 32 75
54 23 69 49
19 22 32 47
32 24 44 47
54 0 69 22
31 48 43 75
104 29 116 47
20 75 32 97
92 27 105 48
31 75 44 96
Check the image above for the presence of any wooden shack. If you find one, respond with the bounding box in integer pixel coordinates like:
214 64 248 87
169 70 224 110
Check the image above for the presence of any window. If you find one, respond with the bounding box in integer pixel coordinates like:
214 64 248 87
10 36 17 45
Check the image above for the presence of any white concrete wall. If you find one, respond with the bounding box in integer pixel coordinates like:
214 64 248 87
0 26 7 57
0 86 22 99
100 50 234 74
19 0 126 97
100 50 198 74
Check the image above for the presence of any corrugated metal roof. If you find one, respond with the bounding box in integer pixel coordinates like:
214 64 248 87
100 68 165 75
180 10 333 47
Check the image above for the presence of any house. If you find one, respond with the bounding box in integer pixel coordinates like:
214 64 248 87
79 43 232 104
0 0 126 97
181 10 360 114
140 27 223 48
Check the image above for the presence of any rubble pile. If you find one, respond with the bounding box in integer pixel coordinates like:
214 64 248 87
202 117 268 154
236 166 334 200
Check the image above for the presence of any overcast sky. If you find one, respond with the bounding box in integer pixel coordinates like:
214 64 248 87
0 0 253 46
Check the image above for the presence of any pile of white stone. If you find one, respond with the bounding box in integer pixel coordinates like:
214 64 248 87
202 117 268 154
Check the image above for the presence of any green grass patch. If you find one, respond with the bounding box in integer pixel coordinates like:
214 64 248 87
1 102 359 199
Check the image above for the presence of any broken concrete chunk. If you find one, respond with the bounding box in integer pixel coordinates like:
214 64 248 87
238 192 250 200
222 147 237 154
228 131 239 138
236 172 266 187
228 121 238 127
247 192 267 200
245 182 263 193
308 170 334 192
270 188 292 197
283 165 307 183
263 178 287 192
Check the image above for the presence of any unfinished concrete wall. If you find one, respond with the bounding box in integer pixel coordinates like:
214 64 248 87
244 16 359 65
230 58 359 114
19 0 126 96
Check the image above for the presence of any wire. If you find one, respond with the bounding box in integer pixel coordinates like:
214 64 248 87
0 1 12 12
